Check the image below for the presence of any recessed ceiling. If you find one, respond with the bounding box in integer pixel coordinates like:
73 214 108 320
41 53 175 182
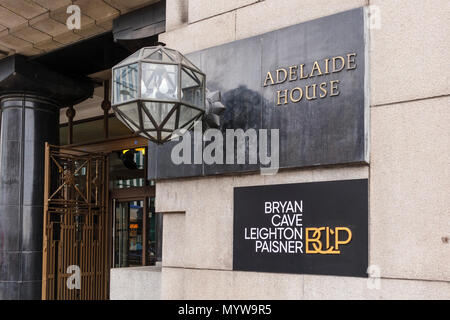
0 0 160 59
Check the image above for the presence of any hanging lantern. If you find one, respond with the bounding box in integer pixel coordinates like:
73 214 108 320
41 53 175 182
111 46 206 143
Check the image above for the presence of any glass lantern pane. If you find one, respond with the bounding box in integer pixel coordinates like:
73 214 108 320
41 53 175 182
142 111 155 130
142 131 157 141
143 102 175 127
179 105 202 129
181 57 201 72
181 68 198 88
118 103 140 129
142 48 156 59
181 67 205 109
141 63 178 101
144 49 175 62
113 64 139 104
118 50 141 66
114 111 138 132
161 132 172 140
186 120 197 131
161 109 177 131
163 48 181 62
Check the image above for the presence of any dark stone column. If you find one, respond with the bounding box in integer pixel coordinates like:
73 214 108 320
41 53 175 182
0 95 59 300
0 54 93 300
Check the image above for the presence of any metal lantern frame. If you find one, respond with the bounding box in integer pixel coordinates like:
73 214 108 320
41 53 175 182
111 46 206 144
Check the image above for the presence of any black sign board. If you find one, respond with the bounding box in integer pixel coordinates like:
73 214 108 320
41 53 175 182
148 8 369 180
233 179 368 277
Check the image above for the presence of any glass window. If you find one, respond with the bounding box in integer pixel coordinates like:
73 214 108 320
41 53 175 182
109 115 136 138
113 198 163 268
109 148 146 189
60 115 134 145
114 200 144 267
147 197 162 265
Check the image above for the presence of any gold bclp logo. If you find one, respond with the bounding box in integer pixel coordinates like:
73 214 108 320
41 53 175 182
305 227 352 254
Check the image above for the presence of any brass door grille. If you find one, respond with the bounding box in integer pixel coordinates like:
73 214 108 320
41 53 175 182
42 143 109 300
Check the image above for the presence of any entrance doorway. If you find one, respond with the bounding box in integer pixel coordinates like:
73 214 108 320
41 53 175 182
42 76 163 300
42 137 162 300
112 198 161 267
114 200 144 268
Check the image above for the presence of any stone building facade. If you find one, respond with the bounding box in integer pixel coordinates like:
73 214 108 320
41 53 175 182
0 0 448 300
144 0 450 300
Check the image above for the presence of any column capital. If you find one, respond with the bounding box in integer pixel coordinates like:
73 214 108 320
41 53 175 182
0 55 94 107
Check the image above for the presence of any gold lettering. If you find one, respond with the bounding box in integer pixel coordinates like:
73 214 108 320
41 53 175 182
324 58 330 74
347 53 357 70
306 228 324 254
277 89 288 105
263 71 275 87
310 61 323 77
276 68 288 84
332 56 345 73
306 227 351 255
288 65 298 81
326 226 330 250
330 80 340 96
289 87 303 103
319 82 327 98
299 64 309 79
305 84 317 100
335 227 352 250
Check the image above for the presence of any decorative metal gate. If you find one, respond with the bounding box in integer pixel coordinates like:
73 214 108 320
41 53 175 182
42 143 109 300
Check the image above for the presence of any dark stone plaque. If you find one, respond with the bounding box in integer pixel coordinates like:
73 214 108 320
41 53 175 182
233 179 369 277
149 7 369 180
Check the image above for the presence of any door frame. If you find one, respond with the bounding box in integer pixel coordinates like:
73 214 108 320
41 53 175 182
110 186 155 268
